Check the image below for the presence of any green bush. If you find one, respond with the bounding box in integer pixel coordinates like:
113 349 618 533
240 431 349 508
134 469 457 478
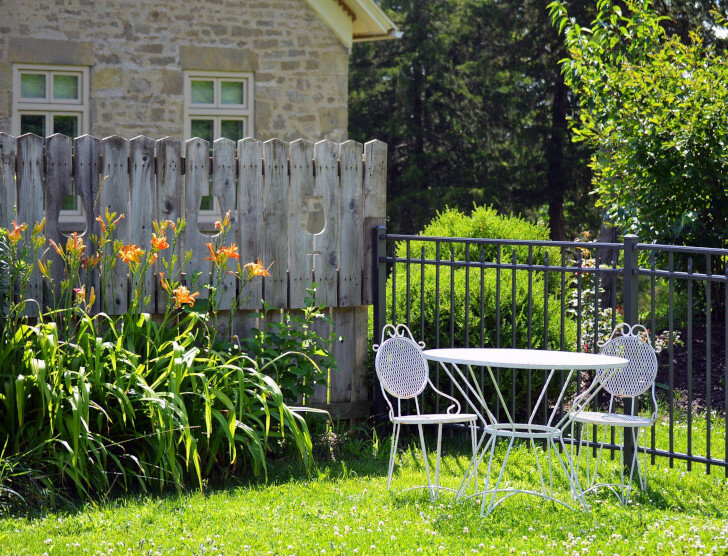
388 206 577 416
0 215 322 506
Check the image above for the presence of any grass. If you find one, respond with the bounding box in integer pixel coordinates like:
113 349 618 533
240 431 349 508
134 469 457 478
1 417 727 555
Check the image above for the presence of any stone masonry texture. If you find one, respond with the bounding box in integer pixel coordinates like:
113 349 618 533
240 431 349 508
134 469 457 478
0 0 350 141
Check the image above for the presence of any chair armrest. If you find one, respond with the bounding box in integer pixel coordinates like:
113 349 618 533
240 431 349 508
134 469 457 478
427 379 462 414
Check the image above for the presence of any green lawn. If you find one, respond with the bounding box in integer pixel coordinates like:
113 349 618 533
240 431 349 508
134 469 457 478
2 417 728 555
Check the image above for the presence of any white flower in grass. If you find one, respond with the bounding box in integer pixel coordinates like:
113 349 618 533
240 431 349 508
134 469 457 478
463 527 469 534
44 540 52 546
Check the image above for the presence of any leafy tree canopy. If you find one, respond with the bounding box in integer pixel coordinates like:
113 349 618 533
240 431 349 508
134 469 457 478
550 0 728 248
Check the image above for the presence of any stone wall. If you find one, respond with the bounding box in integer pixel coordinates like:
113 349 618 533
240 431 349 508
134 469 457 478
0 0 350 141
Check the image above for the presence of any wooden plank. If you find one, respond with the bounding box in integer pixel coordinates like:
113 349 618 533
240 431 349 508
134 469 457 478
307 401 369 421
0 133 17 228
330 306 356 404
129 136 156 313
183 137 211 301
16 133 44 314
349 305 369 403
337 141 364 307
262 139 289 308
312 140 339 308
44 134 73 305
74 134 101 313
237 138 263 310
310 307 331 405
212 138 237 310
288 139 315 308
155 137 183 312
361 140 387 305
100 135 130 314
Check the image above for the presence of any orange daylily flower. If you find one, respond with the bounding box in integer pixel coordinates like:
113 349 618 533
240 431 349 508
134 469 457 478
159 272 171 293
214 211 231 231
172 285 199 308
119 244 144 265
96 215 106 234
244 259 271 278
219 243 239 260
49 239 63 256
73 285 86 303
66 232 86 256
149 253 159 265
150 233 169 251
82 253 100 270
8 220 27 244
204 242 219 265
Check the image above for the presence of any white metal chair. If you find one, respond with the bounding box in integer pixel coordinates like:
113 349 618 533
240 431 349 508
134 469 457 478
571 323 659 504
373 324 478 500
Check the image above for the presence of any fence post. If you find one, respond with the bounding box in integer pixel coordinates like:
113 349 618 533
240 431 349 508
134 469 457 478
622 233 639 477
372 225 388 420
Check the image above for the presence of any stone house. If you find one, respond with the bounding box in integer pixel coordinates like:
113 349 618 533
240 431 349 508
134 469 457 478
0 0 399 143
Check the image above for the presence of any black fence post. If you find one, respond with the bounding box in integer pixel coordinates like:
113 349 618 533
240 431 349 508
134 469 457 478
622 234 639 477
372 225 388 420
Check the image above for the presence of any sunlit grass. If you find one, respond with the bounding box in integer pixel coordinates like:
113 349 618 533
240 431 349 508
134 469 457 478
1 417 727 555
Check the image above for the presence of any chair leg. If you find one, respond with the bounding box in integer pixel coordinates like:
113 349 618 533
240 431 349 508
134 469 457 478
471 421 478 496
434 423 443 499
417 424 434 500
387 423 400 491
623 427 641 504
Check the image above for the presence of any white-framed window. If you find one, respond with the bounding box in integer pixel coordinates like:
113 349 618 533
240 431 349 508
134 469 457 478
12 65 89 217
11 64 89 138
184 71 254 215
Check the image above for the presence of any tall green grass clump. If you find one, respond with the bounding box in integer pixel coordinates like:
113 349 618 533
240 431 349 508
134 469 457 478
389 206 577 413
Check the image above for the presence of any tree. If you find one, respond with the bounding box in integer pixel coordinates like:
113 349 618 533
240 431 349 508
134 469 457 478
550 0 728 249
349 0 596 238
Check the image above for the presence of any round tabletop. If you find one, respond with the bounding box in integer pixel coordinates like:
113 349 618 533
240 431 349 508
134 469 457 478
422 348 628 370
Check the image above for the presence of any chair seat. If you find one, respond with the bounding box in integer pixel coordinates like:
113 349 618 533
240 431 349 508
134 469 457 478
573 411 652 428
392 413 478 425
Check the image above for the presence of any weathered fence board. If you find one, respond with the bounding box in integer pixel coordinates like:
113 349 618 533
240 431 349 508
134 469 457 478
362 140 387 306
100 136 130 314
237 138 263 310
74 134 101 312
45 134 73 300
129 136 156 312
338 141 363 307
288 139 315 308
184 138 211 300
0 133 16 228
263 139 289 308
212 138 237 310
155 137 183 312
16 134 44 314
1 133 387 420
313 140 339 307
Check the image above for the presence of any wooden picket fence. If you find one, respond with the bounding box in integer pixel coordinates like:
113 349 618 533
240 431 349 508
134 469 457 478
0 133 387 419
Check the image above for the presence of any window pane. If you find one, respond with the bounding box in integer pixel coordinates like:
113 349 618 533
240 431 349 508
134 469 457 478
221 120 244 141
53 115 78 137
190 119 214 143
190 80 214 104
21 73 46 99
62 195 78 210
20 114 46 136
53 74 79 100
220 81 244 105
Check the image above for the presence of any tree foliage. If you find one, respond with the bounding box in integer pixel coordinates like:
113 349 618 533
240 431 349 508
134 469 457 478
550 0 728 248
349 0 596 238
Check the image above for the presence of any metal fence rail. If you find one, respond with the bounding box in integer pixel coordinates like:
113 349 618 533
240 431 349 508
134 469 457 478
372 226 728 475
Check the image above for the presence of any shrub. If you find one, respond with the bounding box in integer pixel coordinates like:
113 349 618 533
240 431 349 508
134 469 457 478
0 213 328 506
388 206 577 416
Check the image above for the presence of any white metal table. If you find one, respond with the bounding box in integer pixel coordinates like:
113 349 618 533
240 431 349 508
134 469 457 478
422 348 628 516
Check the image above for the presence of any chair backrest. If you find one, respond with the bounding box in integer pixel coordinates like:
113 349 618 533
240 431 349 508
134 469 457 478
597 323 658 398
373 324 429 400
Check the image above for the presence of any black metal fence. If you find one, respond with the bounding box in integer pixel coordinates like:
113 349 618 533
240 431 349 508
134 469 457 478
372 226 728 475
